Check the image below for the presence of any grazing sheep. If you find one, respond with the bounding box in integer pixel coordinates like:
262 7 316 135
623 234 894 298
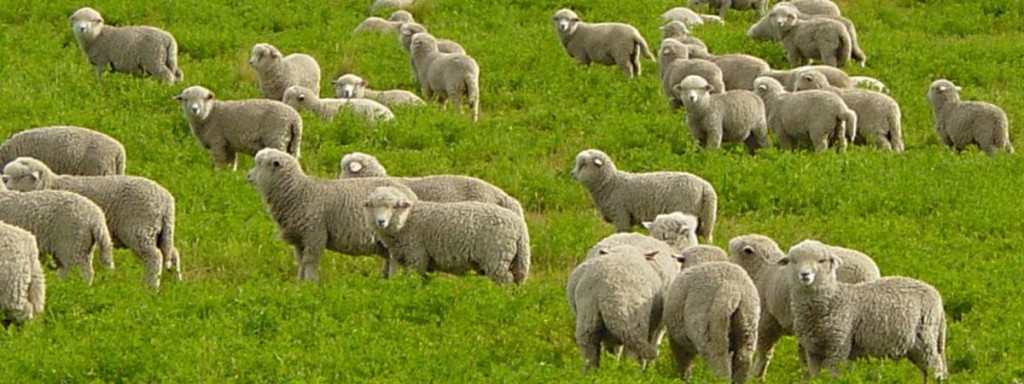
781 240 947 382
642 212 700 252
793 69 904 152
69 7 182 83
0 221 44 326
748 3 865 67
674 75 769 154
398 22 466 54
371 0 414 13
175 85 302 170
248 43 321 101
0 126 125 176
4 157 180 288
753 76 856 152
706 54 771 91
364 186 531 284
353 10 414 33
332 74 425 106
661 7 725 26
551 9 655 78
689 0 768 19
927 79 1013 155
571 149 717 243
410 33 480 122
282 85 394 123
658 39 725 110
771 5 851 68
660 21 708 51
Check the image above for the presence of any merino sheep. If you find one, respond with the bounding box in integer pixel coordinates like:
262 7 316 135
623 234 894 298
781 240 947 382
332 74 425 106
660 21 708 51
248 43 321 101
642 212 700 252
410 33 480 122
661 7 725 26
5 157 180 288
398 22 466 54
689 0 768 19
364 186 531 284
0 126 125 176
927 79 1014 155
353 10 414 33
69 7 182 83
674 75 769 154
175 85 302 170
658 39 725 110
771 5 851 68
551 9 655 78
748 3 865 67
793 69 904 152
571 149 717 242
753 76 856 152
282 85 394 123
0 221 44 326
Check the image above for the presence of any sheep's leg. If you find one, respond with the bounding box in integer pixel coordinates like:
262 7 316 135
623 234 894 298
299 241 324 282
611 210 633 232
778 132 796 152
752 317 783 379
669 339 696 381
292 245 305 280
821 47 840 67
481 256 514 284
706 126 724 150
786 49 804 68
125 235 164 288
717 1 730 19
92 63 106 81
209 146 234 171
57 246 94 285
691 126 708 148
811 130 830 152
602 340 624 359
669 98 684 112
575 317 603 372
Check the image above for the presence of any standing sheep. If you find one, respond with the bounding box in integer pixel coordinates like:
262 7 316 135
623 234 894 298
0 221 44 326
248 43 321 101
69 7 182 83
674 75 769 154
689 0 768 19
410 33 480 122
398 22 466 55
353 10 414 33
642 212 700 252
771 5 852 68
793 69 904 152
661 7 725 26
927 79 1013 155
551 9 655 78
753 76 856 152
707 54 771 91
748 3 865 67
658 39 725 111
0 126 126 176
571 149 717 243
332 74 425 106
282 85 394 123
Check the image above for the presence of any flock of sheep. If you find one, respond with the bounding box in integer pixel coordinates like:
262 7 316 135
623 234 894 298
0 0 990 382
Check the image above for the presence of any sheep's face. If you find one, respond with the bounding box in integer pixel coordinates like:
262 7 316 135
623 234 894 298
927 79 961 105
675 75 713 105
779 240 839 287
174 86 214 121
792 71 828 92
570 149 613 184
644 212 699 250
249 44 281 69
771 7 799 30
2 158 47 192
69 8 103 40
332 75 366 99
552 9 581 34
364 187 414 231
248 149 296 188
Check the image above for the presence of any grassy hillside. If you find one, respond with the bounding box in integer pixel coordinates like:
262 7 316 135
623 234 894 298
1 0 1023 382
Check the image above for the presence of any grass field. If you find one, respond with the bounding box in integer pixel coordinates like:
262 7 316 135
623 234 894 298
1 0 1023 382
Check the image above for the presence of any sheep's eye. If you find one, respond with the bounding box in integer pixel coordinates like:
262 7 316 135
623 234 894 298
818 259 828 264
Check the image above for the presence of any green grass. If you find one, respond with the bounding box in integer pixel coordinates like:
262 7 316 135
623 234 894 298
1 0 1023 382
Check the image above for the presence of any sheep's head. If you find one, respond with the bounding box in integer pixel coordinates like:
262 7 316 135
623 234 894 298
552 9 581 35
410 32 439 56
753 76 785 99
339 152 388 178
332 74 367 99
644 212 699 251
659 21 690 39
779 240 841 287
770 5 800 31
747 14 779 40
388 10 414 23
69 7 103 40
249 43 282 69
658 39 690 64
364 186 417 232
248 148 300 188
399 22 428 51
927 79 962 105
2 157 52 192
728 234 785 272
674 75 714 106
792 69 829 92
672 245 728 271
174 86 215 121
282 86 316 110
570 149 615 185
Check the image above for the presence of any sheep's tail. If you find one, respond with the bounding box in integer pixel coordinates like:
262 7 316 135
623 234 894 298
466 73 480 123
28 256 46 316
837 27 853 68
94 221 115 270
889 107 905 153
997 119 1014 154
846 22 866 67
698 184 718 244
707 291 739 379
510 224 531 284
158 209 181 280
850 76 886 93
635 33 655 61
501 194 525 218
286 120 302 158
166 39 183 81
838 108 858 149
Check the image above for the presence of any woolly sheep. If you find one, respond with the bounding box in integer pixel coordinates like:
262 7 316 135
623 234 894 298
793 69 904 152
551 9 655 78
781 240 947 381
664 245 759 383
660 21 708 51
571 149 717 242
248 43 321 101
353 10 414 33
398 22 466 54
410 33 480 122
282 85 394 124
706 54 771 91
339 152 524 217
660 7 725 26
5 157 180 288
584 232 680 289
674 75 769 154
689 0 768 19
753 76 856 152
371 0 414 13
748 3 865 67
760 65 851 90
771 5 851 68
69 7 182 83
658 39 725 110
246 148 415 281
927 79 1013 155
0 126 125 176
642 212 700 252
175 85 302 171
0 221 44 326
363 186 531 284
332 74 425 106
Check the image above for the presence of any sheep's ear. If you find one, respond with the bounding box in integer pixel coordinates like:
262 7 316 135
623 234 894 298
396 200 411 209
571 17 580 22
272 160 281 168
206 92 215 100
777 257 790 266
828 255 843 271
360 80 369 87
348 161 364 173
270 49 282 59
643 251 658 261
742 245 755 255
597 249 609 255
641 221 653 229
592 157 604 167
297 95 306 102
677 225 692 235
703 84 713 92
173 95 182 101
757 83 768 91
802 74 813 82
673 83 684 93
0 175 8 183
29 171 39 181
937 85 947 92
672 254 685 264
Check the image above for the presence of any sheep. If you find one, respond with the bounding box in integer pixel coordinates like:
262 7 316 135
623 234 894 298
642 212 700 252
793 69 904 152
0 126 125 176
761 65 851 90
674 75 769 154
927 79 1014 155
332 74 425 106
584 232 680 289
658 39 725 111
789 0 842 16
175 85 302 171
371 0 414 13
68 7 182 83
338 152 524 217
248 43 321 101
781 240 947 382
771 5 851 68
353 10 414 33
571 149 717 243
551 8 655 78
0 221 44 326
246 148 415 281
727 234 881 380
660 7 725 26
410 33 480 122
706 54 771 91
664 245 759 383
282 85 394 124
363 186 531 284
689 0 768 19
750 3 864 67
4 157 180 288
398 22 466 54
753 76 856 152
660 21 708 51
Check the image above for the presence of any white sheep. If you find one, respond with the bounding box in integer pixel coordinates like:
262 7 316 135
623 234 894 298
689 0 768 19
353 10 414 33
69 7 182 83
0 126 126 176
175 85 303 171
332 74 425 106
748 3 864 67
0 221 44 326
781 240 947 382
793 69 904 152
282 85 394 124
753 76 856 152
410 33 480 122
248 43 321 101
674 75 769 154
642 212 700 252
571 149 717 243
660 7 725 26
706 54 771 91
364 186 531 284
771 5 852 68
658 39 725 111
551 9 655 78
398 22 466 55
660 21 708 52
927 79 1014 155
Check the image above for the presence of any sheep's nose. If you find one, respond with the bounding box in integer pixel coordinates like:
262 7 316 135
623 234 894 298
342 90 351 98
376 219 388 228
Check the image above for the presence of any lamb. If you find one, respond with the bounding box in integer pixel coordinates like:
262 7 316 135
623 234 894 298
248 43 321 101
689 0 768 19
658 39 725 110
69 7 182 83
246 148 415 281
371 0 415 13
663 245 759 383
282 85 394 123
353 10 414 33
551 8 655 78
4 157 180 288
674 75 769 154
571 149 717 242
398 22 466 54
409 33 480 122
660 7 725 26
781 240 947 382
642 212 700 252
175 85 302 170
660 21 708 51
748 3 866 67
0 126 126 176
771 5 852 68
753 76 856 152
793 69 904 152
363 186 531 284
927 79 1014 155
338 152 524 217
332 74 425 106
0 221 44 326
